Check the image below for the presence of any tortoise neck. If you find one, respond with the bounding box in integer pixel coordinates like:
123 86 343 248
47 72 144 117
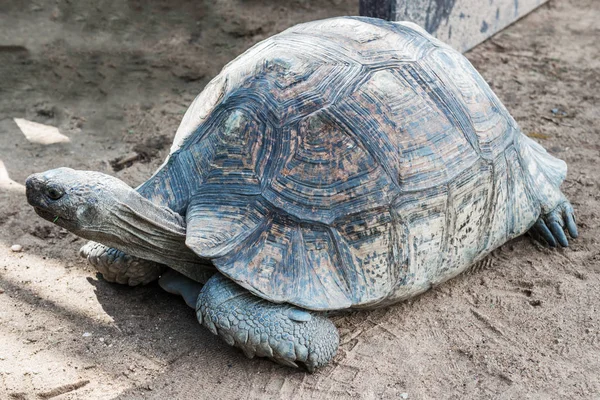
86 188 207 274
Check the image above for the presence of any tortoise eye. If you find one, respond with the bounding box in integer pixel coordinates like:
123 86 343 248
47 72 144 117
46 186 64 200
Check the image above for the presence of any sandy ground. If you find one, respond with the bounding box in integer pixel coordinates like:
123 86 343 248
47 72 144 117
0 0 599 398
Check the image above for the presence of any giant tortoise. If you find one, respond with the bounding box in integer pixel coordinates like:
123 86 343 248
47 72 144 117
25 17 578 371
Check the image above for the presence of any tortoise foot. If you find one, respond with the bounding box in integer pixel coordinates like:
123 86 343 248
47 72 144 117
196 274 339 372
529 201 578 247
80 241 166 285
158 269 203 308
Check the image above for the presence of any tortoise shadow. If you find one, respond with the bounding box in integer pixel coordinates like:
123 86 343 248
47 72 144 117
85 274 315 399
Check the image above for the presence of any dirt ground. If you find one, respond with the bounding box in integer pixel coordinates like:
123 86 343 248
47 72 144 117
0 0 599 398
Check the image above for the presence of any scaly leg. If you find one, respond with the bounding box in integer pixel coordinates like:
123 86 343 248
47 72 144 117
80 241 166 286
196 274 339 372
529 199 578 247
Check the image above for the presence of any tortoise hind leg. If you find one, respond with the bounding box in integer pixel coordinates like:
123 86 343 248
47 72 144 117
529 199 578 248
196 273 339 372
515 134 578 247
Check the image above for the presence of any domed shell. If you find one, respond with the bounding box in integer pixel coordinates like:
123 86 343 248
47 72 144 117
138 17 549 310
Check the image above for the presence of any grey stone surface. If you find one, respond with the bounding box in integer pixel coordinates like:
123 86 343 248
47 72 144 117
360 0 549 52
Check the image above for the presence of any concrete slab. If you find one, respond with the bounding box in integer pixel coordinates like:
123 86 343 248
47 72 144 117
359 0 549 52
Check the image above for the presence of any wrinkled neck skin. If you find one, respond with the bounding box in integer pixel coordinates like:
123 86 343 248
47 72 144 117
80 186 212 277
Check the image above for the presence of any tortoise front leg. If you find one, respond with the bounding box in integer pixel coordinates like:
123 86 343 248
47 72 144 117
196 274 339 372
80 241 166 286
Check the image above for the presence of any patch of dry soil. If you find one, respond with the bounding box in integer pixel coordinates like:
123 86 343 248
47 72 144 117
0 0 598 398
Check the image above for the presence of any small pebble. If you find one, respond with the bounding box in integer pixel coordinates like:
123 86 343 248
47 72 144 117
10 244 23 252
82 332 92 337
400 394 409 399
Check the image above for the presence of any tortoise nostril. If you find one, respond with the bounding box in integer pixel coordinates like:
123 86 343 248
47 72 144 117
25 174 40 189
25 175 43 203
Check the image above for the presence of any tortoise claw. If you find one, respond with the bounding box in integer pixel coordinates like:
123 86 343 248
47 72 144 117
533 219 557 247
563 203 578 239
548 220 568 247
529 201 578 248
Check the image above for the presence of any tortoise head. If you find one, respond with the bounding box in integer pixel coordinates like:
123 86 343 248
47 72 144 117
25 168 132 235
26 167 197 269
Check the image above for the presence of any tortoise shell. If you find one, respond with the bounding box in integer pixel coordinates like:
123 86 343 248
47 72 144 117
138 17 565 310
